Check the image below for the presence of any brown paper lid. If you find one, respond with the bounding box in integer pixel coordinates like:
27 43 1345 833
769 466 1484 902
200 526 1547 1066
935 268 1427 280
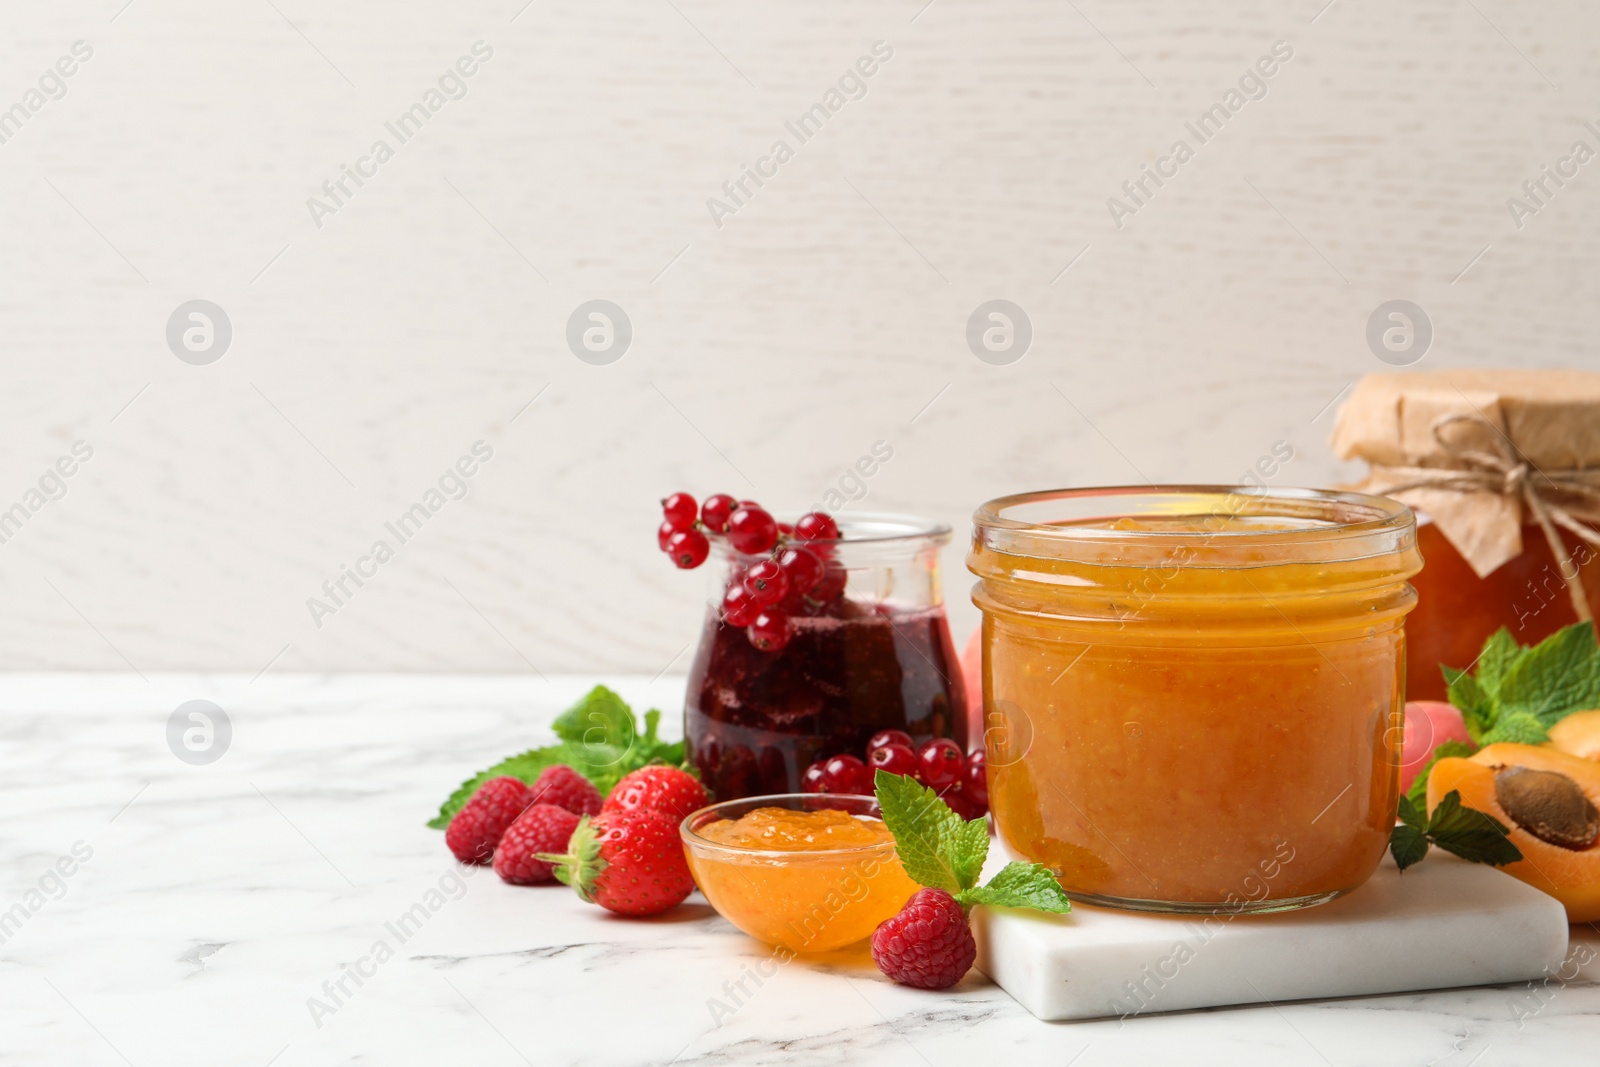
1330 369 1600 577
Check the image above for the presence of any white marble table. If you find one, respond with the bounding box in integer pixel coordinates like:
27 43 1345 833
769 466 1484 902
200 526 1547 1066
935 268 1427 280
3 674 1597 1067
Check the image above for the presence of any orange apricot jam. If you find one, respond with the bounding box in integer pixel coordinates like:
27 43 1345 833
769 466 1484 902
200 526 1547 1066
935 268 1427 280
970 487 1422 913
682 799 920 952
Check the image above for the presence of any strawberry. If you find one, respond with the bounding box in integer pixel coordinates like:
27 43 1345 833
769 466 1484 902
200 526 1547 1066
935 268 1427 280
445 776 535 864
539 809 694 917
493 804 581 885
601 765 708 823
871 888 977 990
530 764 603 816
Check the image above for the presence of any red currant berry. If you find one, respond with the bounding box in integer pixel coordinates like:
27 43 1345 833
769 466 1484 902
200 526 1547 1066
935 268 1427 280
747 608 790 651
941 782 985 821
801 760 828 794
965 756 989 806
700 493 738 533
743 559 789 607
777 546 823 596
664 528 710 569
662 492 698 529
867 729 913 755
722 582 760 628
794 512 840 541
811 559 848 601
657 520 679 551
869 742 917 777
822 754 873 795
727 506 779 555
917 738 965 789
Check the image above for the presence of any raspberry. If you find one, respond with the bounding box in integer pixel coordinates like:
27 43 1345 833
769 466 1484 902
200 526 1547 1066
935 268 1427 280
493 804 581 885
445 776 535 864
871 888 977 990
530 765 603 816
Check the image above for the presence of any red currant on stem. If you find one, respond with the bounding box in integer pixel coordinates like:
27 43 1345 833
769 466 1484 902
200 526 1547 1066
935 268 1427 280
700 493 738 534
664 529 710 569
727 506 779 555
662 492 698 529
822 754 873 795
747 608 790 651
811 558 847 601
777 546 823 596
722 581 760 627
869 742 917 778
794 512 840 541
657 520 680 552
917 738 965 789
868 729 913 755
743 559 789 606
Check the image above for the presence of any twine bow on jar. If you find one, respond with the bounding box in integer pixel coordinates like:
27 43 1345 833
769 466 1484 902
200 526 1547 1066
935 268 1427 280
1377 413 1600 623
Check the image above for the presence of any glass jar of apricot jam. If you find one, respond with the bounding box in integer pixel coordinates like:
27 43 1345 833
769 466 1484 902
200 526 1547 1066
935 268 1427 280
969 487 1422 914
686 515 967 800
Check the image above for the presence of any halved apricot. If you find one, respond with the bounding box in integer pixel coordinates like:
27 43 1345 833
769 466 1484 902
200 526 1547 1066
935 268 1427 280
1427 742 1600 922
1548 709 1600 761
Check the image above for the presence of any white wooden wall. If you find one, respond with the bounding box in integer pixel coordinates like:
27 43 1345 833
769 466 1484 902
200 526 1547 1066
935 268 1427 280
0 0 1592 674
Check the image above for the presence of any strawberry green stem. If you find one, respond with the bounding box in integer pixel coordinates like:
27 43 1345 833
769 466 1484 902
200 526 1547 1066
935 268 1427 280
535 815 607 902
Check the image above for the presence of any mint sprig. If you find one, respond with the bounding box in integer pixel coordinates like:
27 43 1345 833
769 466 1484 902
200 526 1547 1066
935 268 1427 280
428 686 686 828
874 770 1070 914
1443 622 1600 746
1390 790 1522 872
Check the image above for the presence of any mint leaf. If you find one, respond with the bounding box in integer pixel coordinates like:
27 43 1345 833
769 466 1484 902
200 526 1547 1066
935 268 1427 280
874 771 966 893
1498 622 1600 726
1477 710 1549 746
959 862 1071 913
1396 793 1428 831
428 688 685 828
1444 666 1494 741
1425 789 1523 866
1405 740 1478 807
1475 628 1525 694
552 685 636 748
1446 624 1600 747
876 772 1072 919
1389 823 1430 871
1391 789 1521 871
947 814 990 892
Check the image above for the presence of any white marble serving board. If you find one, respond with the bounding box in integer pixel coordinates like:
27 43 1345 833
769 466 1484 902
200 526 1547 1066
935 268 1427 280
973 845 1571 1022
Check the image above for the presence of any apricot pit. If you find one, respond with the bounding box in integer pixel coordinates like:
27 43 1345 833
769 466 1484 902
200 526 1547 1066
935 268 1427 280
1492 766 1599 851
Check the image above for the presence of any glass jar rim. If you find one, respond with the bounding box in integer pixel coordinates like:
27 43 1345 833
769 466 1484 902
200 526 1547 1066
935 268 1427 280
680 793 893 859
708 511 950 546
973 484 1414 558
972 489 1414 543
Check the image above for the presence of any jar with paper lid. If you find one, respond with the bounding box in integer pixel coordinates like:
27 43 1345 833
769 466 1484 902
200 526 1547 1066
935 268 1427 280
1331 370 1600 700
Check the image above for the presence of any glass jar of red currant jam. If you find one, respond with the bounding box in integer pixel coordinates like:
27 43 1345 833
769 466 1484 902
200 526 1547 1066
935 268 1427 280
685 514 968 800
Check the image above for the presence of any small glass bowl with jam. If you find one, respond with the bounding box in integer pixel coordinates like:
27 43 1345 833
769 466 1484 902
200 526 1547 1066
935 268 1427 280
681 794 921 952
